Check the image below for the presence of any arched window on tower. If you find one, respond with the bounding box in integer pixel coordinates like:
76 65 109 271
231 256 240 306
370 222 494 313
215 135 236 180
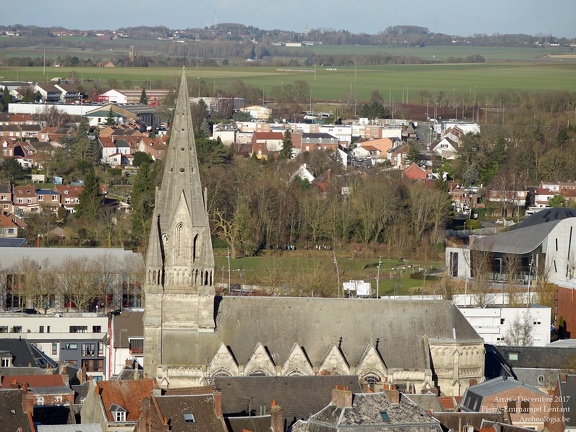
175 222 186 260
192 234 198 263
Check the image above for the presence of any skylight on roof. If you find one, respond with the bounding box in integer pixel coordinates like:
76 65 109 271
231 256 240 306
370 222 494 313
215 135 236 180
379 411 390 422
183 413 196 423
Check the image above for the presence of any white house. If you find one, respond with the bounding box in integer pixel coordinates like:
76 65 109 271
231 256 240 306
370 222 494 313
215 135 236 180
319 125 352 146
238 105 271 121
97 89 128 104
290 164 315 184
441 121 480 135
432 137 459 159
212 123 236 146
351 146 371 159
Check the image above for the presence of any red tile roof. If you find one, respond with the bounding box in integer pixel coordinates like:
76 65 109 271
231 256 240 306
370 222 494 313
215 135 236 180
2 374 66 388
97 379 155 422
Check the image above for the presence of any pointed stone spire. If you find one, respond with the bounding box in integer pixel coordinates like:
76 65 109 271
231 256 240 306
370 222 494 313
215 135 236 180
144 68 216 377
145 67 215 291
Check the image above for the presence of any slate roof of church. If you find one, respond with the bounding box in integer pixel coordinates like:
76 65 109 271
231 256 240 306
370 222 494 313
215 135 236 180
164 298 480 372
214 375 361 421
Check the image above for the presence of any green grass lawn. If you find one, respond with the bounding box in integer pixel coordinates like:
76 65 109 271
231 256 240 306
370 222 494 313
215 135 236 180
213 250 442 297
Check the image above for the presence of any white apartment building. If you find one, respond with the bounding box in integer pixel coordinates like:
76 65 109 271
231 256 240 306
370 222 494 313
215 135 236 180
0 312 108 379
459 305 551 347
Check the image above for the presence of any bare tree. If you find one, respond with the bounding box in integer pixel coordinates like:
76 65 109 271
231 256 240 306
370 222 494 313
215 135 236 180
467 238 496 306
503 311 534 346
256 257 291 296
503 253 523 306
60 258 93 312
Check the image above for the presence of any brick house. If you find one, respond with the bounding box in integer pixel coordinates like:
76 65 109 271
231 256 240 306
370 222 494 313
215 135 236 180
252 131 284 159
0 183 13 213
36 189 61 213
545 374 576 431
137 137 167 160
2 374 74 408
12 184 39 214
0 211 27 237
54 185 84 213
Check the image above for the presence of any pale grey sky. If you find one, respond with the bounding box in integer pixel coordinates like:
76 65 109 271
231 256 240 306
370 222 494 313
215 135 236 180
3 0 575 38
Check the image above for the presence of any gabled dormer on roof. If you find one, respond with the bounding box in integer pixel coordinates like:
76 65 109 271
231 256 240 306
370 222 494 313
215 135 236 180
320 345 350 375
109 403 127 422
280 343 313 376
244 342 276 377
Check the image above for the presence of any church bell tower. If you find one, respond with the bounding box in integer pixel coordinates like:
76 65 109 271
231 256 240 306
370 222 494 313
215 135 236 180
143 68 215 378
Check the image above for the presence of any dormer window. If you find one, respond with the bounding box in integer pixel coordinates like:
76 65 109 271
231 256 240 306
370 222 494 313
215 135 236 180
110 404 127 422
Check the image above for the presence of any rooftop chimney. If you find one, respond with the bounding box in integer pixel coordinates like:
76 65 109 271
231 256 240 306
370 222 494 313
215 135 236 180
270 400 284 432
384 388 400 405
331 386 353 408
214 391 223 418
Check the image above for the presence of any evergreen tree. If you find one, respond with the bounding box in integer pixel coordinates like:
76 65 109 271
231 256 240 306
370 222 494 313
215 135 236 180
140 88 148 105
22 87 34 103
199 118 211 138
163 88 175 107
280 129 293 160
0 158 27 183
76 168 102 220
130 159 162 243
1 87 10 111
66 118 98 162
105 107 116 126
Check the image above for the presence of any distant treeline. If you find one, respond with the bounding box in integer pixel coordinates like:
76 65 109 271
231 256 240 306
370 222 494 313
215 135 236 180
2 49 485 68
2 23 572 47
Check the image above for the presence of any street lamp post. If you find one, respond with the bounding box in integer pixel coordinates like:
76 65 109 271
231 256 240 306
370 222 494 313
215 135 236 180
227 249 231 294
333 252 340 298
421 268 426 300
376 257 382 299
527 257 534 306
239 269 244 295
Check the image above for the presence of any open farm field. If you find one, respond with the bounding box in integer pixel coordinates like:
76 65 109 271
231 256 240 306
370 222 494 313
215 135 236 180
306 44 574 61
1 62 575 102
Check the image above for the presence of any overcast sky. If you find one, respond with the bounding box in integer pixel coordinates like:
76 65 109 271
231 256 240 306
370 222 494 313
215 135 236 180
4 0 575 38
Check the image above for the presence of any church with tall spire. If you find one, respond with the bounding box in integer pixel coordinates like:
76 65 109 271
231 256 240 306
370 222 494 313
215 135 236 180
143 68 485 396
